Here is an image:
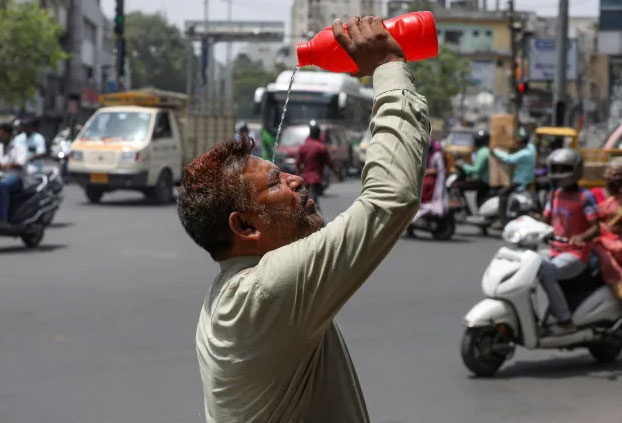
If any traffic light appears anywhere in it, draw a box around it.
[114,0,124,37]
[518,81,529,94]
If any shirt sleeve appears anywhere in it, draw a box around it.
[256,62,429,341]
[494,148,524,165]
[583,190,599,222]
[463,149,485,175]
[11,143,28,166]
[35,134,46,154]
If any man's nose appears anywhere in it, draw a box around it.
[285,173,304,190]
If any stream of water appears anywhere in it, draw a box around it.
[272,66,299,162]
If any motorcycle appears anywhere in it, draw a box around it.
[447,165,536,235]
[407,210,455,241]
[0,173,60,248]
[461,215,622,377]
[39,166,64,225]
[50,126,76,177]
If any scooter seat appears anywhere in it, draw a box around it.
[559,269,604,312]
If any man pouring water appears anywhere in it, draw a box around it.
[177,16,430,422]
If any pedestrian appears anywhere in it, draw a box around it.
[296,120,339,209]
[176,16,429,423]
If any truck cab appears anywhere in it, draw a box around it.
[68,91,186,204]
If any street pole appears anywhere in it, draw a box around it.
[203,0,209,113]
[224,0,233,116]
[553,0,569,126]
[508,0,519,122]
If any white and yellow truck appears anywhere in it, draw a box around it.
[68,89,234,204]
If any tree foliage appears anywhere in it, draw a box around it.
[233,54,285,118]
[0,1,68,105]
[125,12,189,92]
[409,44,472,118]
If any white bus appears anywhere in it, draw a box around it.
[254,70,373,161]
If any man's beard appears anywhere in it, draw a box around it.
[261,188,323,243]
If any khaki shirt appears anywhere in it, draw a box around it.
[197,62,430,423]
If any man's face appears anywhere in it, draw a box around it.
[23,124,34,135]
[243,157,323,250]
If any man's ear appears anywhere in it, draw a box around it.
[229,211,261,240]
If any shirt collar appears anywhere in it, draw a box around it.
[219,255,261,274]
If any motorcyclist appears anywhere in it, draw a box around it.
[456,129,490,206]
[539,148,599,335]
[492,126,536,227]
[0,123,28,228]
[12,118,46,175]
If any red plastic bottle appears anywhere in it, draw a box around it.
[296,11,439,73]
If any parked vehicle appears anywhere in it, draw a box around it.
[68,89,235,204]
[461,216,622,377]
[0,173,60,248]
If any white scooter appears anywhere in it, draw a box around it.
[461,215,622,377]
[447,167,535,235]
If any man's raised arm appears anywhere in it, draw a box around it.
[259,17,430,338]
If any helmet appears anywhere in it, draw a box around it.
[474,130,490,148]
[309,120,321,140]
[547,148,583,188]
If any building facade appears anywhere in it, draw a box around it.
[10,0,113,138]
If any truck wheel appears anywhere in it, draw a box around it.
[461,327,507,377]
[85,186,104,204]
[150,171,173,205]
[21,224,44,249]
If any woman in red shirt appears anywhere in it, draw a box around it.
[591,160,622,300]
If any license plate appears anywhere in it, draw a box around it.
[90,173,109,184]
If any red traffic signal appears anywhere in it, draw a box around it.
[518,81,529,93]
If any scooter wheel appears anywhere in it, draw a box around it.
[588,340,622,363]
[461,327,506,377]
[431,214,455,241]
[20,223,44,249]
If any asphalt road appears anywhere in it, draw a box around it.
[1,178,622,423]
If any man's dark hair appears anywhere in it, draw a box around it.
[177,137,255,260]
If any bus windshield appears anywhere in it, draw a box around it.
[81,112,153,142]
[263,91,341,133]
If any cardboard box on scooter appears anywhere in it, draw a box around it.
[489,114,517,187]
